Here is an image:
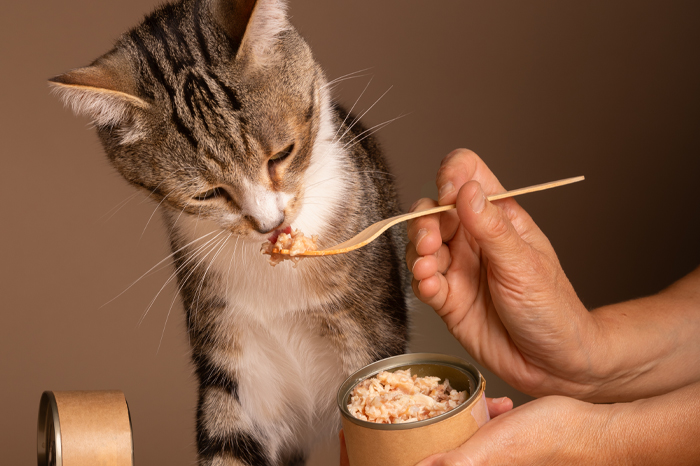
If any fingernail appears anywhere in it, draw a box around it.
[470,184,486,213]
[438,181,454,201]
[409,199,421,212]
[412,256,423,273]
[492,397,509,404]
[415,228,428,247]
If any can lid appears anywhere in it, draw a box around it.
[337,353,484,430]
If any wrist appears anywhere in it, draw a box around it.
[570,308,618,400]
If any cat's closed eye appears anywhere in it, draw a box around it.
[193,187,224,201]
[269,144,294,164]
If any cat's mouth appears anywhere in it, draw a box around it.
[268,226,292,244]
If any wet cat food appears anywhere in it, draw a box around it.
[261,228,319,266]
[347,369,467,424]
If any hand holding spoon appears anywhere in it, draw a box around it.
[267,176,584,257]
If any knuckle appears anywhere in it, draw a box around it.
[483,210,511,242]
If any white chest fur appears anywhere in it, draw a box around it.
[235,311,346,448]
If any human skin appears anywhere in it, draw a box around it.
[417,381,700,466]
[397,148,700,464]
[406,149,700,402]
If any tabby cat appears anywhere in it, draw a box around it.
[50,0,409,464]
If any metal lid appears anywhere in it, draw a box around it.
[337,353,484,430]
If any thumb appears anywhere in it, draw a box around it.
[455,180,532,270]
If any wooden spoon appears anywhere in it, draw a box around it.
[268,175,584,256]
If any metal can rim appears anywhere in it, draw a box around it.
[37,391,63,466]
[337,353,484,431]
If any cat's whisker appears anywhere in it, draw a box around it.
[161,238,223,335]
[141,236,222,333]
[193,204,204,237]
[140,186,183,240]
[322,67,374,89]
[304,170,396,192]
[138,169,187,204]
[171,204,189,230]
[341,113,406,152]
[336,85,393,145]
[138,232,225,327]
[139,230,226,327]
[332,76,374,144]
[191,234,230,322]
[100,230,218,310]
[160,233,231,354]
[226,235,240,291]
[97,191,141,225]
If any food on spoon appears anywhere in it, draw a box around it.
[260,227,319,266]
[347,369,467,424]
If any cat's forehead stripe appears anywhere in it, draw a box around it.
[128,29,199,148]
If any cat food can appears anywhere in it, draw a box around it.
[37,390,134,466]
[337,353,489,466]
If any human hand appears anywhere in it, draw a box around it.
[415,395,608,466]
[339,396,514,466]
[406,149,599,399]
[418,380,700,466]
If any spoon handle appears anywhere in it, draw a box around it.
[486,175,585,201]
[399,175,586,219]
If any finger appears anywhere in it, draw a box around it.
[412,273,450,312]
[486,396,513,418]
[455,180,533,271]
[435,243,451,274]
[407,199,444,256]
[436,149,506,206]
[407,243,451,280]
[407,247,439,281]
[339,430,349,466]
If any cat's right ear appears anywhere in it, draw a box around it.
[211,0,289,65]
[49,49,149,143]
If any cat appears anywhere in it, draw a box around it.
[50,0,409,464]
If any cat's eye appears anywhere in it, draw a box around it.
[269,144,294,163]
[193,187,223,201]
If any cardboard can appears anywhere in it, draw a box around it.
[338,353,489,466]
[37,390,134,466]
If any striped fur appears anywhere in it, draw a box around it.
[50,1,409,464]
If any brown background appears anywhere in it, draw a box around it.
[2,0,699,464]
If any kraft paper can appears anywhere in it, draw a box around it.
[338,353,489,466]
[37,390,134,466]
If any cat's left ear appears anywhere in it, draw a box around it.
[49,49,149,142]
[211,0,289,65]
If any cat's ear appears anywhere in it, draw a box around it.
[211,0,289,64]
[49,49,149,141]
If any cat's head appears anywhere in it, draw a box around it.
[50,0,330,239]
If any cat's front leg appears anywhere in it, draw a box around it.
[195,379,275,466]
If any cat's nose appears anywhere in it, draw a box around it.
[249,214,285,234]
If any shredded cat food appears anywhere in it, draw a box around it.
[261,227,319,266]
[347,369,467,424]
